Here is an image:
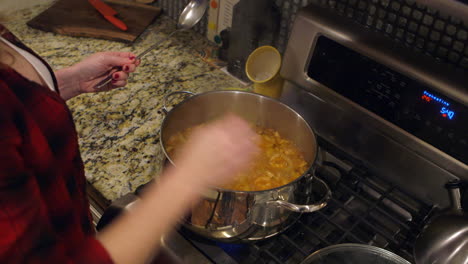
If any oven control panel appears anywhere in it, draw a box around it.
[307,36,467,164]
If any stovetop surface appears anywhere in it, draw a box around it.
[178,137,435,264]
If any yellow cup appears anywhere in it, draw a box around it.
[245,46,284,99]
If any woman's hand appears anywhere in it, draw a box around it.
[174,114,259,188]
[55,52,140,100]
[97,114,258,264]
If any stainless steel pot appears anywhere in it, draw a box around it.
[300,244,410,264]
[414,180,468,264]
[160,90,331,242]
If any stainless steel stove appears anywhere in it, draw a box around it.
[279,1,467,208]
[170,144,435,263]
[95,1,467,263]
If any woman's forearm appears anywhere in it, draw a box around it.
[55,66,81,101]
[96,115,257,264]
[96,167,205,264]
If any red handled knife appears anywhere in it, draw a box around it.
[88,0,128,31]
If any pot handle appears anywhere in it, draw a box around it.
[162,91,195,114]
[269,177,332,213]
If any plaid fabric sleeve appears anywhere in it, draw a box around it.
[0,80,113,264]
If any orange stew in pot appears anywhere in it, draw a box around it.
[166,125,308,191]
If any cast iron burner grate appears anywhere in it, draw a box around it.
[179,139,435,263]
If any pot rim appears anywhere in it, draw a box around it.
[160,90,320,194]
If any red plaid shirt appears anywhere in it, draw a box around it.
[0,25,113,263]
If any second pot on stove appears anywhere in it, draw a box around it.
[160,90,331,242]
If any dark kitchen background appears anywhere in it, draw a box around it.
[155,0,468,82]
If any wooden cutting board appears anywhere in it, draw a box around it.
[27,0,162,43]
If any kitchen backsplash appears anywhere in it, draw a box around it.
[154,0,208,40]
[310,0,468,74]
[156,0,468,77]
[154,0,315,53]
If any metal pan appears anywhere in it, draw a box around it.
[301,244,410,264]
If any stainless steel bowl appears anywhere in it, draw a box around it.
[159,90,331,242]
[301,244,410,264]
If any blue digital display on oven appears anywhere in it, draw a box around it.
[422,91,450,106]
[421,91,456,120]
[307,36,467,164]
[440,107,455,120]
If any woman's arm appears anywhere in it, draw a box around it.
[0,84,256,264]
[97,115,258,264]
[1,66,257,263]
[55,52,139,100]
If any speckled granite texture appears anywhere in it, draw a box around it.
[4,2,247,200]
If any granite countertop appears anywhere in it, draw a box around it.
[5,2,246,201]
